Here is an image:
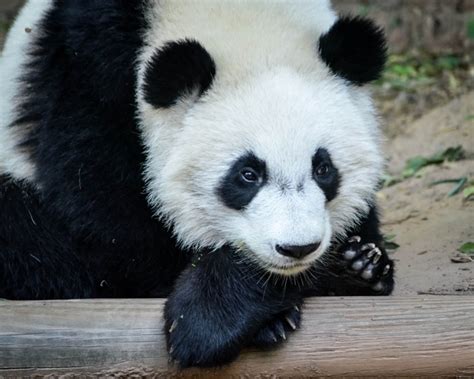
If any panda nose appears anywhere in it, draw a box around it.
[275,242,321,259]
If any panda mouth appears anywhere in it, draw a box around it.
[264,261,313,276]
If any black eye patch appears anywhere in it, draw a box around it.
[312,148,340,201]
[217,153,267,210]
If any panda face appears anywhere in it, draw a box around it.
[137,5,387,275]
[144,68,383,275]
[216,147,337,274]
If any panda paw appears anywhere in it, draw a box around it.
[164,304,241,368]
[250,303,302,348]
[341,235,394,294]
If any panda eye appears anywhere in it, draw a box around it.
[240,168,259,183]
[315,164,330,177]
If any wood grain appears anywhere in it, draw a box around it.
[0,296,473,377]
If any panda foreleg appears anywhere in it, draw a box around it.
[0,175,94,300]
[164,247,303,367]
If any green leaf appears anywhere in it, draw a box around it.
[382,174,401,187]
[431,177,468,197]
[463,186,474,199]
[385,234,396,241]
[402,146,465,178]
[436,56,460,71]
[459,242,474,255]
[468,18,474,40]
[384,234,399,250]
[447,177,467,197]
[439,145,464,162]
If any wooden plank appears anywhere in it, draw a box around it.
[0,297,473,377]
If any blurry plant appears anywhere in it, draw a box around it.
[377,53,463,90]
[458,242,474,256]
[468,18,474,40]
[384,234,400,251]
[382,146,466,188]
[402,146,464,178]
[430,177,468,197]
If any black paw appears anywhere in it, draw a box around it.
[341,235,394,294]
[164,302,241,368]
[250,304,302,348]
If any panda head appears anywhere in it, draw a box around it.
[138,14,386,276]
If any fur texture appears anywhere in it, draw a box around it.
[0,0,394,368]
[319,16,387,85]
[143,39,216,108]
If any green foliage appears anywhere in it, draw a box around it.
[377,53,463,90]
[463,185,474,199]
[468,18,474,40]
[381,174,401,188]
[430,177,468,197]
[384,234,400,250]
[458,242,474,255]
[357,4,370,17]
[402,146,465,178]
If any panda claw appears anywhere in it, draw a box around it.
[348,235,361,243]
[372,249,382,264]
[361,243,376,252]
[168,319,178,333]
[285,316,297,330]
[383,264,391,276]
[294,305,300,312]
[274,322,286,340]
[366,247,377,258]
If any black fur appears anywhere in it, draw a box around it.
[217,152,267,210]
[164,204,394,367]
[0,2,394,368]
[6,0,189,298]
[312,148,340,201]
[164,247,304,367]
[143,39,216,108]
[0,175,93,299]
[318,16,387,85]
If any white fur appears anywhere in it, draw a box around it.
[137,1,383,274]
[0,0,52,180]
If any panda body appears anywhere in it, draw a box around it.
[0,0,394,367]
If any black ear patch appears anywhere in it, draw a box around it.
[143,39,216,108]
[318,16,387,85]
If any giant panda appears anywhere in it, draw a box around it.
[0,0,394,367]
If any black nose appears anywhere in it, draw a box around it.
[275,242,321,259]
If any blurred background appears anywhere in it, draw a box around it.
[1,1,473,295]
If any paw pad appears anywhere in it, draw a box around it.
[342,236,393,291]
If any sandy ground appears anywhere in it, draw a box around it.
[379,92,474,295]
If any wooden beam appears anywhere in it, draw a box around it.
[0,297,473,377]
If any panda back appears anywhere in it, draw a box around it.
[0,0,54,181]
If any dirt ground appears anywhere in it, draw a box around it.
[1,5,473,297]
[380,92,473,295]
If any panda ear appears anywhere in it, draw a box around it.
[143,39,216,108]
[318,16,387,85]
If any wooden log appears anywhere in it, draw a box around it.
[0,296,473,377]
